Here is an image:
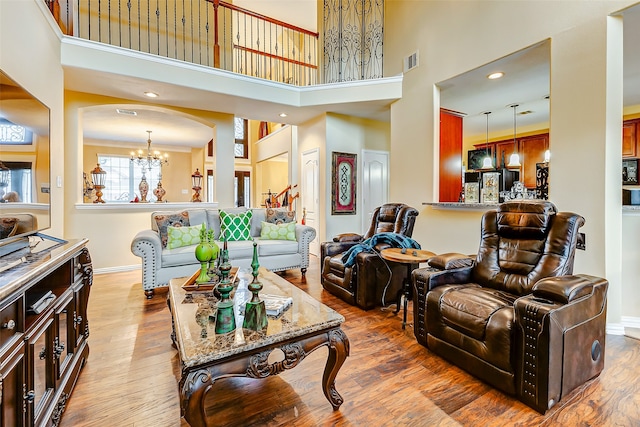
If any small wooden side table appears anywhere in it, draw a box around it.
[380,248,436,329]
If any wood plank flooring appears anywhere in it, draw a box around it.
[60,256,640,426]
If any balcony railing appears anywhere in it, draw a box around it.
[46,0,319,86]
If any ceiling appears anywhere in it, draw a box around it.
[75,4,640,149]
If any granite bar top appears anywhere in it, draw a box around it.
[423,202,501,210]
[169,267,345,368]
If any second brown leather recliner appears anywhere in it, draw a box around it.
[320,203,419,310]
[412,201,608,413]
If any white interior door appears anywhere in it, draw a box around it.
[362,150,389,231]
[301,149,320,256]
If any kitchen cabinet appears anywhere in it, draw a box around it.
[623,119,639,158]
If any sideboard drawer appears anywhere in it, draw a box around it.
[0,295,24,349]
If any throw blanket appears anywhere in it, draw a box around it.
[341,232,421,267]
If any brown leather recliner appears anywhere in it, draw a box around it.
[412,201,608,413]
[321,203,419,310]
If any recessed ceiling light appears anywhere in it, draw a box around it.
[279,113,288,118]
[144,91,159,98]
[487,72,504,80]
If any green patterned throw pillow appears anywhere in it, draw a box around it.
[219,210,252,241]
[153,211,190,248]
[166,224,203,249]
[260,221,296,241]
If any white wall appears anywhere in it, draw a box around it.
[0,0,64,236]
[385,1,637,326]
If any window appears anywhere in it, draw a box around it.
[0,119,33,145]
[1,161,33,202]
[234,117,248,159]
[97,155,162,202]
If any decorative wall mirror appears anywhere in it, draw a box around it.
[0,70,51,245]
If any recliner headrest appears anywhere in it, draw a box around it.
[496,201,557,239]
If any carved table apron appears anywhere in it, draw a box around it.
[169,268,350,427]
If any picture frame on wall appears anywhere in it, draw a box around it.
[623,159,638,185]
[468,148,493,171]
[331,151,357,215]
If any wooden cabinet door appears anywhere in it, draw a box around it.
[520,135,548,188]
[439,110,463,202]
[495,140,516,169]
[623,121,637,158]
[0,342,26,427]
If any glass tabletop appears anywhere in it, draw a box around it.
[169,267,345,368]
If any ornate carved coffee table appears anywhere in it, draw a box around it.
[168,267,350,427]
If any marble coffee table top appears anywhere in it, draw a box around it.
[169,267,345,368]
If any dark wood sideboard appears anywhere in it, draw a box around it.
[0,235,92,427]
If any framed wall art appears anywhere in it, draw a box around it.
[331,151,357,214]
[467,148,493,171]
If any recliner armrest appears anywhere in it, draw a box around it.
[321,240,360,258]
[333,232,363,243]
[514,274,608,413]
[419,265,474,291]
[532,274,608,304]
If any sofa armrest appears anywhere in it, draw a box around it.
[295,224,316,269]
[514,274,608,413]
[131,229,163,291]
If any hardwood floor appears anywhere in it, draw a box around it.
[60,256,640,426]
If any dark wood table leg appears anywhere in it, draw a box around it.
[401,263,413,329]
[322,328,350,409]
[179,328,350,425]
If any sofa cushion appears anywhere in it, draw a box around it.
[260,221,296,241]
[439,286,517,341]
[220,210,253,241]
[167,224,203,249]
[224,239,255,259]
[256,238,299,256]
[266,208,295,224]
[161,244,199,267]
[153,211,190,248]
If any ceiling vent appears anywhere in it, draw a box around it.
[116,108,137,116]
[404,51,419,73]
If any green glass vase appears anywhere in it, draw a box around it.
[194,225,214,284]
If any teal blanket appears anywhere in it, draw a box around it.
[340,232,421,267]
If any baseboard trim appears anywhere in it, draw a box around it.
[622,316,640,329]
[606,323,625,335]
[94,265,140,275]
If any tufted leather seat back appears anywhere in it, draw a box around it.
[472,201,585,296]
[362,203,418,239]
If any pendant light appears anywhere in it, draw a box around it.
[480,112,493,169]
[507,104,522,168]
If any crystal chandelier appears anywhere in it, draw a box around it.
[130,130,169,171]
